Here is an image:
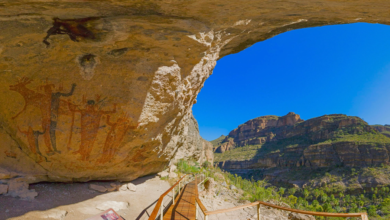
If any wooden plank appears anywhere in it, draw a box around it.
[163,180,197,220]
[148,175,187,220]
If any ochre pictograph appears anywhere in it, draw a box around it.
[17,126,48,162]
[9,77,140,164]
[9,77,46,120]
[10,77,77,156]
[69,95,116,161]
[97,114,138,164]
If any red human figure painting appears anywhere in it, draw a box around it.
[17,126,48,162]
[69,96,116,161]
[97,114,138,164]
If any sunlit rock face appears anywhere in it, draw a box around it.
[0,1,389,184]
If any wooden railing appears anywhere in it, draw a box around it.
[194,181,369,220]
[148,174,188,220]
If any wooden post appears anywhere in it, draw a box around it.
[179,181,181,195]
[257,203,261,220]
[195,200,199,220]
[160,203,163,220]
[172,187,175,204]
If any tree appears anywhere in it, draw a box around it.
[313,189,321,200]
[303,189,310,199]
[278,187,286,197]
[381,198,390,216]
[321,194,328,203]
[288,188,296,196]
[288,195,298,206]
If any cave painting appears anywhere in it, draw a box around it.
[17,126,48,162]
[97,114,138,164]
[48,83,76,153]
[10,77,138,163]
[69,95,116,161]
[10,77,77,156]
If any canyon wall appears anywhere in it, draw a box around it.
[1,0,390,187]
[216,113,390,170]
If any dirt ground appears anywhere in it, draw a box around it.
[0,175,171,220]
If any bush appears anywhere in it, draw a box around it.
[202,161,212,169]
[177,159,200,174]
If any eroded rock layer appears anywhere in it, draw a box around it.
[1,0,390,187]
[216,113,390,170]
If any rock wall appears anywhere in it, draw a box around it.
[216,114,390,170]
[218,142,390,170]
[170,112,214,165]
[1,0,390,187]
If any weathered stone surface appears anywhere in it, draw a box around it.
[89,184,107,193]
[96,201,129,212]
[0,1,389,184]
[43,209,68,220]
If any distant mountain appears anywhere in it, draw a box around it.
[213,113,390,190]
[371,124,390,138]
[210,135,226,147]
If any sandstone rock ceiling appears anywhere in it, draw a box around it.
[0,0,389,183]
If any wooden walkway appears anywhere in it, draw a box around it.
[163,180,197,220]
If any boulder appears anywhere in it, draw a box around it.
[158,171,169,178]
[169,172,178,178]
[127,183,136,192]
[96,201,129,212]
[107,183,119,192]
[119,184,128,191]
[7,179,38,200]
[0,184,8,195]
[229,185,237,190]
[169,165,177,172]
[89,184,107,193]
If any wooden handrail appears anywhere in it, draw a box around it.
[148,174,187,220]
[194,179,368,219]
[205,201,367,218]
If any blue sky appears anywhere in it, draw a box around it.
[192,23,390,141]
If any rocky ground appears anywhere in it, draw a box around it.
[0,175,170,220]
[198,177,314,220]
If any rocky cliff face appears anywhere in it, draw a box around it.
[216,113,390,170]
[372,125,390,137]
[1,0,390,190]
[215,112,303,152]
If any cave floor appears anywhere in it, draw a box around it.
[0,175,170,220]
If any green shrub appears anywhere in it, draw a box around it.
[177,159,200,174]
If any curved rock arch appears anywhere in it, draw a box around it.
[0,0,388,184]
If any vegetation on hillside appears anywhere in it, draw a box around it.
[214,124,390,163]
[210,135,226,147]
[172,160,390,220]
